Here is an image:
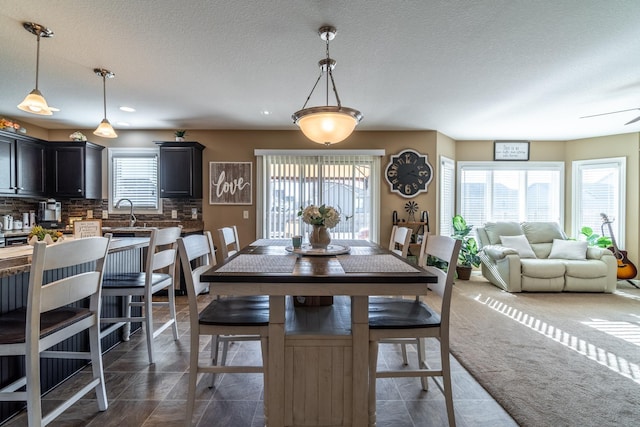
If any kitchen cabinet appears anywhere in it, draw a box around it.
[0,130,46,197]
[156,142,204,198]
[48,141,104,199]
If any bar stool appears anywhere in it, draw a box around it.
[100,226,181,364]
[0,236,111,426]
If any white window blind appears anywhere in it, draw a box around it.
[572,157,625,246]
[458,162,564,227]
[439,156,455,236]
[256,150,381,242]
[108,148,160,212]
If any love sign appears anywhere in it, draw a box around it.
[209,162,252,205]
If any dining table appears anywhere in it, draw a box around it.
[200,238,437,427]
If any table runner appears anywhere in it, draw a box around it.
[337,254,420,273]
[216,254,297,273]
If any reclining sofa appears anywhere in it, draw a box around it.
[475,221,617,293]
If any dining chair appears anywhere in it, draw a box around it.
[217,225,240,260]
[100,226,181,364]
[177,233,269,427]
[369,234,462,427]
[389,225,413,258]
[0,235,111,426]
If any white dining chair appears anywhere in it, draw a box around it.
[369,234,461,427]
[217,225,240,260]
[389,225,413,258]
[178,232,269,426]
[0,236,111,426]
[100,226,181,364]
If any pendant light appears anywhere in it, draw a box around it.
[292,26,362,146]
[93,68,118,138]
[17,22,54,116]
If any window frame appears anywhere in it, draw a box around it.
[108,147,162,214]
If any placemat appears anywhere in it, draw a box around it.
[337,254,420,273]
[216,254,297,273]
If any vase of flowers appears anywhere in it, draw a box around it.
[298,204,341,249]
[69,131,87,142]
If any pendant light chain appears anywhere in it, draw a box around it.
[34,31,41,90]
[102,73,107,119]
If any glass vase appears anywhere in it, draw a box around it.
[309,225,331,249]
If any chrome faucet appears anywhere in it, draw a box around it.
[115,198,136,227]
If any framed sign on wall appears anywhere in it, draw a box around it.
[209,162,252,205]
[494,141,530,161]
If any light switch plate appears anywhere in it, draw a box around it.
[87,210,93,219]
[243,210,249,219]
[102,210,108,219]
[171,210,178,219]
[191,208,198,219]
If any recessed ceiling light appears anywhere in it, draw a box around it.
[116,122,130,126]
[260,110,271,116]
[119,106,136,112]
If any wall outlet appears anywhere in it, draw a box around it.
[191,208,198,219]
[86,210,93,219]
[102,210,108,219]
[243,210,249,219]
[171,209,178,219]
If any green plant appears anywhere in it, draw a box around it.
[174,130,186,137]
[580,226,612,248]
[451,214,481,267]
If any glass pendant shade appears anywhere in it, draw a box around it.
[17,89,53,115]
[94,118,118,138]
[294,106,361,145]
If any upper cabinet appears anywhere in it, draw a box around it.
[0,130,46,197]
[157,142,204,198]
[48,141,104,199]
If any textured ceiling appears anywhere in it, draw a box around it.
[1,0,640,140]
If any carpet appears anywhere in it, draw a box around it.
[448,276,640,427]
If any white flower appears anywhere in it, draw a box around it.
[298,204,341,229]
[69,131,87,141]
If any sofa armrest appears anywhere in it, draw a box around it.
[586,247,614,260]
[482,244,518,260]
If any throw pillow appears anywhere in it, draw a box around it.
[521,222,566,244]
[500,235,537,258]
[484,222,523,245]
[548,239,587,260]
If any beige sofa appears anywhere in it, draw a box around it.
[475,221,617,293]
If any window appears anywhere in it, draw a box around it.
[255,150,383,242]
[439,156,455,236]
[572,157,626,247]
[108,148,161,213]
[457,161,564,227]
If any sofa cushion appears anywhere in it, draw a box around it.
[549,239,587,260]
[522,222,566,244]
[565,260,608,278]
[484,222,523,245]
[521,259,566,278]
[500,235,536,258]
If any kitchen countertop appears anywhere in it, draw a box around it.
[0,237,150,278]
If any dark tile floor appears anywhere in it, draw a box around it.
[4,293,517,427]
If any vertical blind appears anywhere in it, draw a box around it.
[110,150,159,210]
[439,156,455,236]
[257,152,381,241]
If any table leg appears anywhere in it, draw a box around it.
[268,295,285,426]
[351,295,369,427]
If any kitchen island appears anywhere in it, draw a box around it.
[0,237,149,423]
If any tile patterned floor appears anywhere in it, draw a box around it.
[3,294,518,427]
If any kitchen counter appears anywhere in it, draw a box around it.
[0,237,150,278]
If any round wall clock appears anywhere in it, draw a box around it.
[385,149,433,198]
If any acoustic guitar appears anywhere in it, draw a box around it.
[600,213,637,280]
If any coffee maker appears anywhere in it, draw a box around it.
[38,199,62,228]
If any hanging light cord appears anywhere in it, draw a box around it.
[299,31,343,110]
[101,73,107,119]
[34,30,41,90]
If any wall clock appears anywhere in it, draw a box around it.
[385,149,433,198]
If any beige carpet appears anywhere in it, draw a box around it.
[448,275,640,427]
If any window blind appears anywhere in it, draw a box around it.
[110,149,159,210]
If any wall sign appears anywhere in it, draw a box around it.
[73,219,103,238]
[385,149,433,198]
[209,162,252,205]
[494,141,530,161]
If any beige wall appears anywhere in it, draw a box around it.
[45,128,640,265]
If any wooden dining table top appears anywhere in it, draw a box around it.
[200,239,437,293]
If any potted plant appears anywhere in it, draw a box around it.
[580,226,612,248]
[451,214,481,280]
[174,130,186,141]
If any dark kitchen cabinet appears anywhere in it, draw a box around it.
[156,142,204,198]
[48,141,104,199]
[0,130,46,197]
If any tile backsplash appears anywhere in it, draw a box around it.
[0,197,202,228]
